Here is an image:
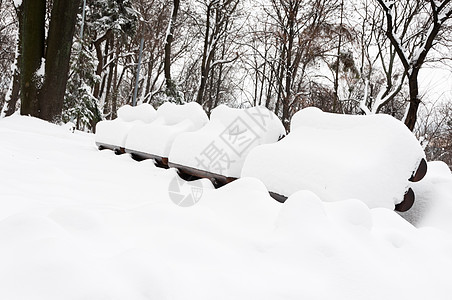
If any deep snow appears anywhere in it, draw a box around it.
[242,107,425,209]
[1,115,452,300]
[126,102,208,157]
[95,103,157,148]
[169,105,285,178]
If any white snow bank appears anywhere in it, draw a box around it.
[242,107,426,209]
[169,105,285,178]
[1,115,452,300]
[95,103,156,148]
[125,102,208,157]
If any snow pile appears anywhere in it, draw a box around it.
[125,102,208,157]
[116,104,157,123]
[169,105,285,178]
[1,115,452,299]
[95,103,156,148]
[242,107,426,209]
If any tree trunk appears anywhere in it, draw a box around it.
[93,30,111,100]
[333,0,344,112]
[265,55,275,109]
[103,36,115,118]
[196,3,213,105]
[274,43,285,118]
[98,39,110,101]
[214,51,225,110]
[283,37,293,131]
[405,72,421,131]
[258,46,267,107]
[207,61,216,113]
[144,59,154,100]
[164,0,180,96]
[1,12,22,118]
[2,68,21,117]
[265,69,273,109]
[111,53,119,120]
[37,0,81,123]
[20,0,45,117]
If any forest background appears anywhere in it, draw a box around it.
[0,0,451,166]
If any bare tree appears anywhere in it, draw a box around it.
[164,0,181,100]
[341,0,406,117]
[194,0,240,107]
[261,0,341,130]
[376,0,452,130]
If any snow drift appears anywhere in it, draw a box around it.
[1,114,451,300]
[242,107,426,209]
[95,103,156,150]
[169,105,285,178]
[125,102,208,158]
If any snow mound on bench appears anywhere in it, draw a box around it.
[95,103,156,148]
[117,103,157,123]
[169,105,286,178]
[125,102,208,157]
[241,107,425,209]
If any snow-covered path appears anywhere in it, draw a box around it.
[1,115,452,300]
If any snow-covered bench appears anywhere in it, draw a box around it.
[168,105,286,186]
[95,103,157,154]
[124,102,208,167]
[241,107,427,212]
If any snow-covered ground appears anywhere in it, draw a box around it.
[1,115,452,299]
